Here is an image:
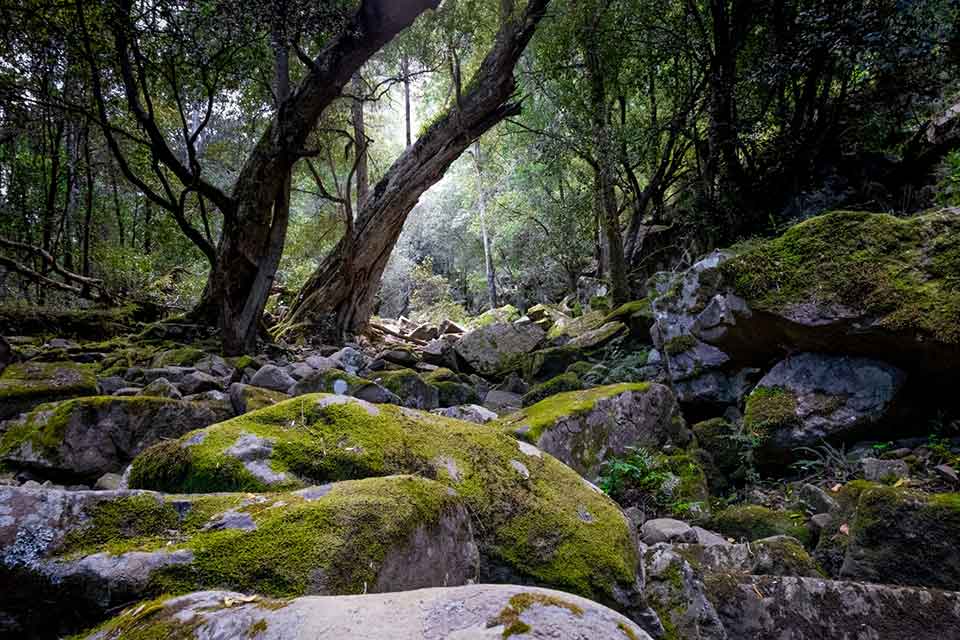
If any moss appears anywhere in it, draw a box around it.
[565,361,594,378]
[69,593,203,640]
[706,505,810,546]
[0,361,98,417]
[605,300,651,325]
[238,386,288,412]
[61,494,181,556]
[0,396,188,462]
[498,383,651,443]
[128,395,640,603]
[0,303,143,340]
[491,592,584,637]
[546,310,606,342]
[618,622,641,640]
[663,334,698,356]
[248,619,268,637]
[432,381,479,406]
[752,536,826,577]
[151,346,206,368]
[422,368,461,384]
[521,372,584,407]
[474,305,520,328]
[522,345,583,382]
[743,386,799,439]
[150,476,459,596]
[720,209,960,344]
[229,355,257,372]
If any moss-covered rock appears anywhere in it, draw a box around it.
[0,304,146,340]
[521,372,584,407]
[473,305,521,328]
[454,321,545,378]
[0,361,98,420]
[290,368,398,404]
[836,486,960,589]
[691,418,741,492]
[149,346,206,368]
[0,478,478,638]
[228,383,288,414]
[373,369,439,410]
[0,396,230,481]
[546,310,607,343]
[74,585,651,640]
[127,395,643,615]
[498,383,688,480]
[705,505,810,546]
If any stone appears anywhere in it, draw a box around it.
[287,362,315,380]
[482,389,522,414]
[0,396,230,481]
[438,319,465,335]
[76,585,652,640]
[373,369,438,410]
[249,364,296,393]
[138,377,182,399]
[96,376,126,396]
[798,483,840,515]
[642,544,727,640]
[228,382,289,415]
[410,324,439,341]
[706,575,960,640]
[329,346,369,374]
[860,457,909,482]
[641,518,691,545]
[194,354,233,378]
[454,322,545,377]
[431,404,498,424]
[139,366,195,384]
[126,394,648,621]
[744,353,905,462]
[305,354,337,371]
[93,473,125,491]
[567,321,627,350]
[498,383,689,481]
[290,369,400,405]
[0,478,479,639]
[0,361,98,420]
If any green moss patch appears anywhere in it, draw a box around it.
[706,505,810,546]
[721,210,960,344]
[521,372,584,407]
[743,386,799,439]
[0,361,97,418]
[498,383,651,442]
[128,395,639,602]
[491,592,584,637]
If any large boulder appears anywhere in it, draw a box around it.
[744,353,905,462]
[705,575,960,640]
[126,395,648,621]
[290,368,400,404]
[454,322,545,377]
[0,396,230,481]
[815,483,960,589]
[0,477,477,638]
[0,361,98,420]
[650,210,960,380]
[497,383,689,481]
[75,585,651,640]
[373,369,439,410]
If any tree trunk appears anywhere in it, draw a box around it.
[583,19,629,305]
[352,73,369,206]
[81,127,93,295]
[193,0,440,354]
[473,141,498,309]
[402,56,412,147]
[285,0,550,339]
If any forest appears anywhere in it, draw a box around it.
[0,0,959,638]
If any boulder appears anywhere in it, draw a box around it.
[373,369,439,410]
[0,477,478,638]
[75,585,651,640]
[228,382,288,415]
[744,353,905,462]
[438,318,465,335]
[0,361,98,420]
[705,575,960,640]
[546,310,607,343]
[304,354,337,371]
[454,322,545,377]
[137,377,182,399]
[816,484,960,589]
[566,321,627,350]
[705,504,811,546]
[422,336,460,370]
[249,364,296,393]
[290,368,400,404]
[432,404,498,424]
[473,305,520,327]
[521,372,584,407]
[650,210,960,376]
[642,544,727,640]
[0,397,230,481]
[498,383,689,480]
[127,395,648,621]
[482,389,523,413]
[409,324,439,341]
[860,457,909,482]
[378,347,420,368]
[329,346,369,374]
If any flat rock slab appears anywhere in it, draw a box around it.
[79,585,652,640]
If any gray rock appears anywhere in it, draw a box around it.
[75,585,651,640]
[96,376,126,396]
[287,362,315,380]
[641,518,692,545]
[249,364,296,393]
[860,457,909,482]
[454,322,545,377]
[195,354,233,378]
[111,386,142,396]
[708,575,960,640]
[305,354,337,371]
[179,370,226,396]
[643,544,727,639]
[798,483,840,515]
[139,377,183,399]
[747,353,905,461]
[482,389,523,414]
[140,366,194,384]
[330,347,369,374]
[1,397,229,480]
[93,473,125,491]
[432,404,498,424]
[501,383,689,481]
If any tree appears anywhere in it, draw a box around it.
[283,0,551,339]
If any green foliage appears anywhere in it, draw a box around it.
[598,447,705,518]
[406,257,469,325]
[792,441,861,484]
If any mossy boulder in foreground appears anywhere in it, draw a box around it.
[0,478,477,638]
[0,360,98,420]
[498,383,689,481]
[0,396,231,481]
[127,394,646,619]
[76,585,651,640]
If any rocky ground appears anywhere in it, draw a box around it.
[1,209,959,639]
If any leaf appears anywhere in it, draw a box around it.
[223,594,258,608]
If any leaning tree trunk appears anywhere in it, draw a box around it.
[284,0,551,339]
[193,0,440,354]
